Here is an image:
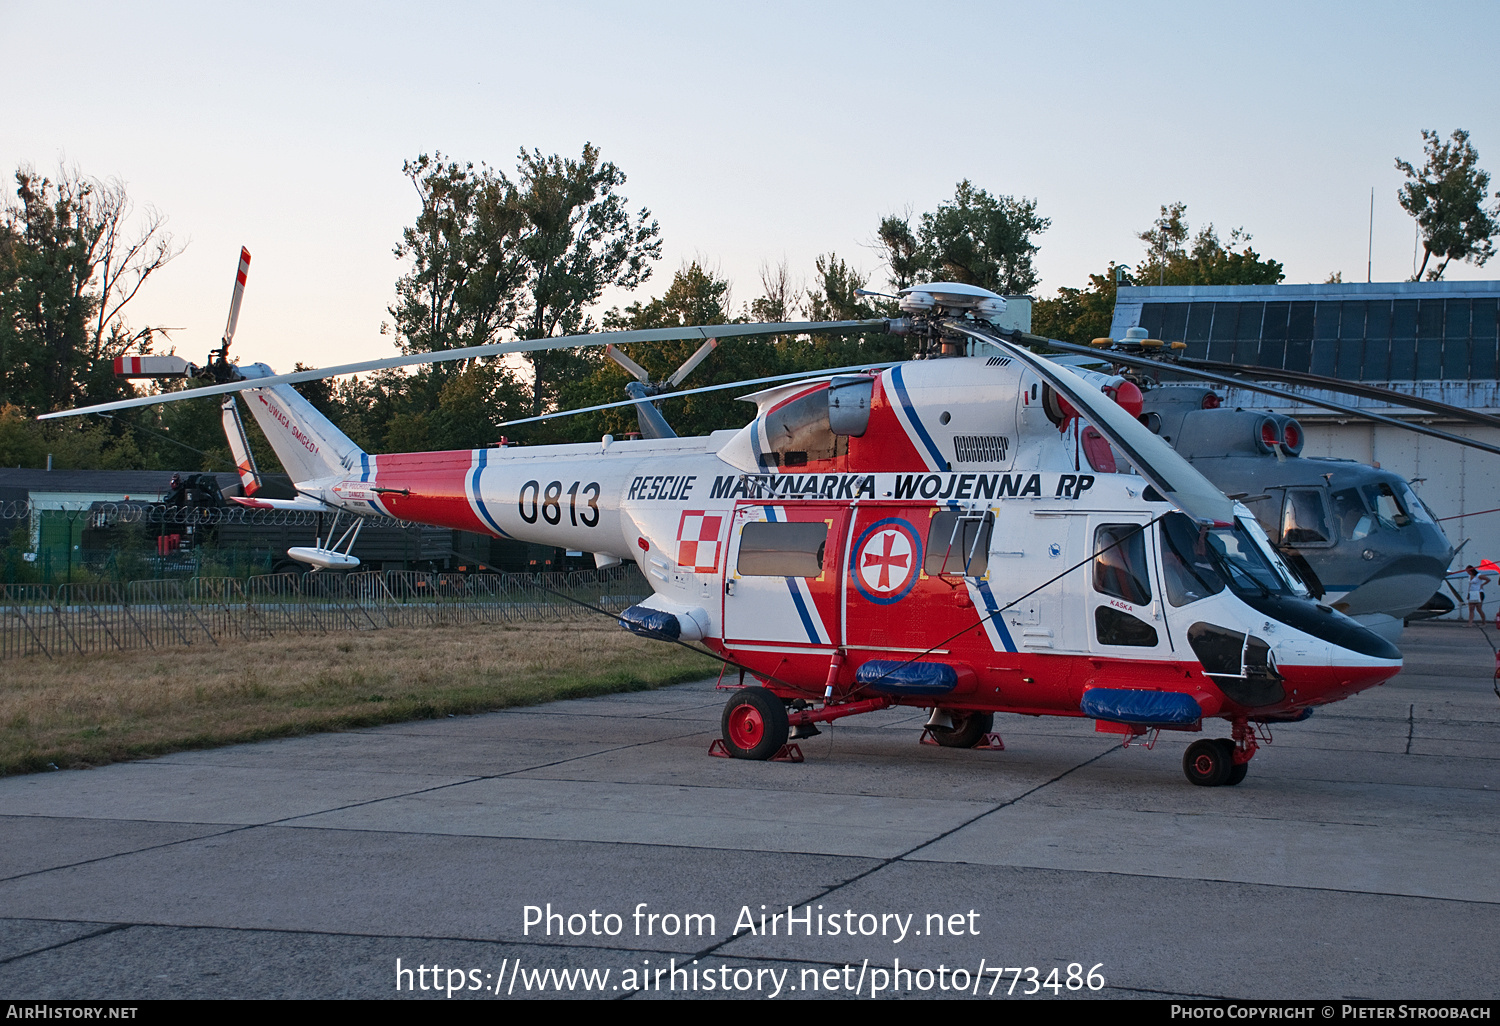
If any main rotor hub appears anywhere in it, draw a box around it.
[896,282,1010,358]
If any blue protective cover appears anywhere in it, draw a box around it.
[617,604,681,641]
[855,660,958,696]
[1081,688,1203,725]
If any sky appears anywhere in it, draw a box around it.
[5,0,1499,374]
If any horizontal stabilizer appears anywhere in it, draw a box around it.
[229,495,331,512]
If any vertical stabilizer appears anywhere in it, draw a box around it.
[235,364,364,483]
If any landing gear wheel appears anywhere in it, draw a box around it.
[1184,738,1231,786]
[720,687,789,760]
[1214,739,1248,785]
[932,711,995,749]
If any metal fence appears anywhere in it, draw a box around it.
[0,567,649,660]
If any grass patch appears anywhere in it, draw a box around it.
[0,624,719,775]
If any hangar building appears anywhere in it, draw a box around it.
[1109,280,1500,615]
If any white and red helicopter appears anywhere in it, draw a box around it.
[49,251,1404,787]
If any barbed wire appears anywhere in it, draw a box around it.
[0,500,420,529]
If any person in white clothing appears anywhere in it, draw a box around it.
[1464,565,1490,625]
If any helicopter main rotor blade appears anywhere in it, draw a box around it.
[494,360,903,429]
[1178,356,1500,433]
[39,319,888,421]
[222,247,251,349]
[667,336,719,388]
[1019,333,1500,459]
[603,344,652,384]
[949,321,1236,525]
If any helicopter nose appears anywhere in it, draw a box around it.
[1277,647,1402,706]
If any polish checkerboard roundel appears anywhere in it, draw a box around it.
[676,510,724,573]
[852,518,923,605]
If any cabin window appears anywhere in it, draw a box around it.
[924,511,992,577]
[1095,607,1159,647]
[1281,489,1333,545]
[737,521,828,577]
[1093,524,1152,605]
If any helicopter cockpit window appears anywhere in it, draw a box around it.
[737,521,828,577]
[1092,524,1152,605]
[924,511,993,577]
[1160,513,1226,606]
[1281,489,1333,545]
[759,390,846,468]
[1395,482,1437,525]
[1330,488,1374,540]
[1160,512,1294,602]
[1361,482,1411,530]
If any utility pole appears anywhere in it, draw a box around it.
[1367,187,1374,283]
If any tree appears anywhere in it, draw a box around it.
[388,153,526,357]
[581,262,742,439]
[871,183,1049,295]
[388,144,659,433]
[0,402,141,470]
[749,259,796,323]
[1136,202,1189,285]
[0,165,181,416]
[916,181,1049,294]
[1034,206,1282,344]
[874,210,923,291]
[804,253,884,322]
[511,144,662,417]
[1396,129,1500,280]
[1032,264,1130,344]
[1130,204,1284,288]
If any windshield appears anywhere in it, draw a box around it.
[1239,515,1309,596]
[1160,512,1296,604]
[1361,482,1411,530]
[1396,482,1437,526]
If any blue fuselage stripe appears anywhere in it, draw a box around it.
[976,579,1018,652]
[469,449,506,537]
[764,506,821,643]
[890,365,948,471]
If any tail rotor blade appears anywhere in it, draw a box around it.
[220,395,262,496]
[222,247,251,348]
[604,344,652,384]
[667,337,718,387]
